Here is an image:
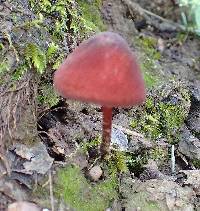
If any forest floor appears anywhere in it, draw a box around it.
[0,0,200,210]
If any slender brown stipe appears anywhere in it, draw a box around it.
[100,107,113,157]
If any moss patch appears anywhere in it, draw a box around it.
[81,136,101,153]
[136,36,161,88]
[55,166,117,211]
[38,83,59,108]
[126,152,148,176]
[149,147,168,164]
[77,0,106,32]
[107,151,129,175]
[130,82,190,144]
[125,192,161,211]
[192,159,200,169]
[0,0,105,91]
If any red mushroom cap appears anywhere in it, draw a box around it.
[54,32,146,107]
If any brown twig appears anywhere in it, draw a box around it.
[122,0,187,32]
[112,124,144,137]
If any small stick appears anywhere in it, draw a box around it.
[42,179,50,188]
[112,124,144,137]
[123,0,187,32]
[171,145,175,174]
[49,170,54,211]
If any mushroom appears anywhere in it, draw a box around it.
[53,32,146,157]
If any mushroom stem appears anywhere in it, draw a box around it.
[100,106,113,157]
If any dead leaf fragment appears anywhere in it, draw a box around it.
[12,142,54,175]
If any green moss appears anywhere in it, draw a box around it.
[81,137,128,175]
[52,53,65,70]
[38,83,59,108]
[136,36,161,88]
[192,159,200,169]
[176,32,189,44]
[1,0,105,88]
[143,70,158,88]
[149,147,168,163]
[2,0,103,82]
[81,137,128,174]
[126,192,161,211]
[77,0,106,32]
[0,60,10,77]
[130,86,190,143]
[46,42,59,61]
[0,43,4,50]
[1,40,58,81]
[25,43,47,74]
[55,166,118,211]
[127,152,148,175]
[30,0,104,39]
[81,136,101,153]
[11,63,28,81]
[130,99,186,143]
[107,151,128,175]
[113,151,128,173]
[130,119,138,128]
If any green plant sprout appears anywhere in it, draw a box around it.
[179,0,200,35]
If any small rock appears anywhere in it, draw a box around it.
[189,84,200,103]
[111,125,152,153]
[140,159,165,181]
[128,136,152,154]
[121,178,195,211]
[23,142,54,175]
[13,144,35,160]
[157,38,165,52]
[0,179,28,201]
[111,128,128,151]
[186,110,200,139]
[186,84,200,138]
[11,142,54,175]
[178,170,200,195]
[88,165,103,181]
[67,150,88,170]
[8,201,41,211]
[178,127,200,160]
